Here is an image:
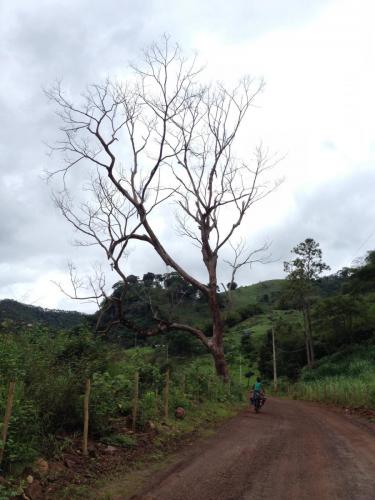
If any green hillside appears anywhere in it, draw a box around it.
[0,299,88,329]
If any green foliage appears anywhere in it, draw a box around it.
[285,345,375,409]
[101,434,137,448]
[0,393,39,470]
[0,336,25,381]
[0,325,110,469]
[224,312,242,328]
[139,391,160,424]
[312,294,374,352]
[258,317,306,381]
[284,238,330,282]
[90,372,133,433]
[283,238,330,308]
[0,481,25,499]
[344,250,375,294]
[2,248,374,477]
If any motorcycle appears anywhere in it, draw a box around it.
[250,390,265,413]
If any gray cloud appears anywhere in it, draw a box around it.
[0,0,372,311]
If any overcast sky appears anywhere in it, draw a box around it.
[1,0,374,312]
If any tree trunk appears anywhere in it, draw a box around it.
[306,305,315,365]
[163,368,170,419]
[132,371,139,432]
[272,325,278,391]
[210,341,229,382]
[207,262,230,382]
[0,381,16,465]
[302,306,312,367]
[83,378,91,456]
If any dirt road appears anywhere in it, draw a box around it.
[132,398,375,500]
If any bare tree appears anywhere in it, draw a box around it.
[223,239,271,305]
[47,36,279,381]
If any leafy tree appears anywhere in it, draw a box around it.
[227,282,238,291]
[284,238,330,366]
[143,272,156,287]
[346,250,375,294]
[313,294,374,350]
[126,275,139,286]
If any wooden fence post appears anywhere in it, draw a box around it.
[83,378,91,456]
[163,368,170,419]
[132,371,139,432]
[272,325,278,392]
[0,381,16,465]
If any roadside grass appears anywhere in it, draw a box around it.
[278,345,375,410]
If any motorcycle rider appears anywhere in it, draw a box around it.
[250,377,265,406]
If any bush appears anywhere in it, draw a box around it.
[0,394,39,470]
[101,434,137,448]
[90,372,133,433]
[237,304,263,321]
[224,313,241,328]
[139,391,160,425]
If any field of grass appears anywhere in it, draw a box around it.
[226,309,302,350]
[232,279,285,308]
[283,345,375,410]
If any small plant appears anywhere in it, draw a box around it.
[101,434,137,448]
[0,479,25,500]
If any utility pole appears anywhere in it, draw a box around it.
[239,350,242,386]
[271,324,278,391]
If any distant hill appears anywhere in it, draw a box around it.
[0,280,286,337]
[0,299,89,330]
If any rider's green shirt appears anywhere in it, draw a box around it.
[254,381,262,391]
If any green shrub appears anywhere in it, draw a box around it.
[101,434,137,448]
[0,395,39,470]
[90,372,133,433]
[139,391,160,424]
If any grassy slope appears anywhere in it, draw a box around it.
[227,309,302,349]
[231,279,285,308]
[286,345,375,410]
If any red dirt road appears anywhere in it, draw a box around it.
[133,398,375,500]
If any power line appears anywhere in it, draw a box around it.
[352,228,375,262]
[276,345,306,353]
